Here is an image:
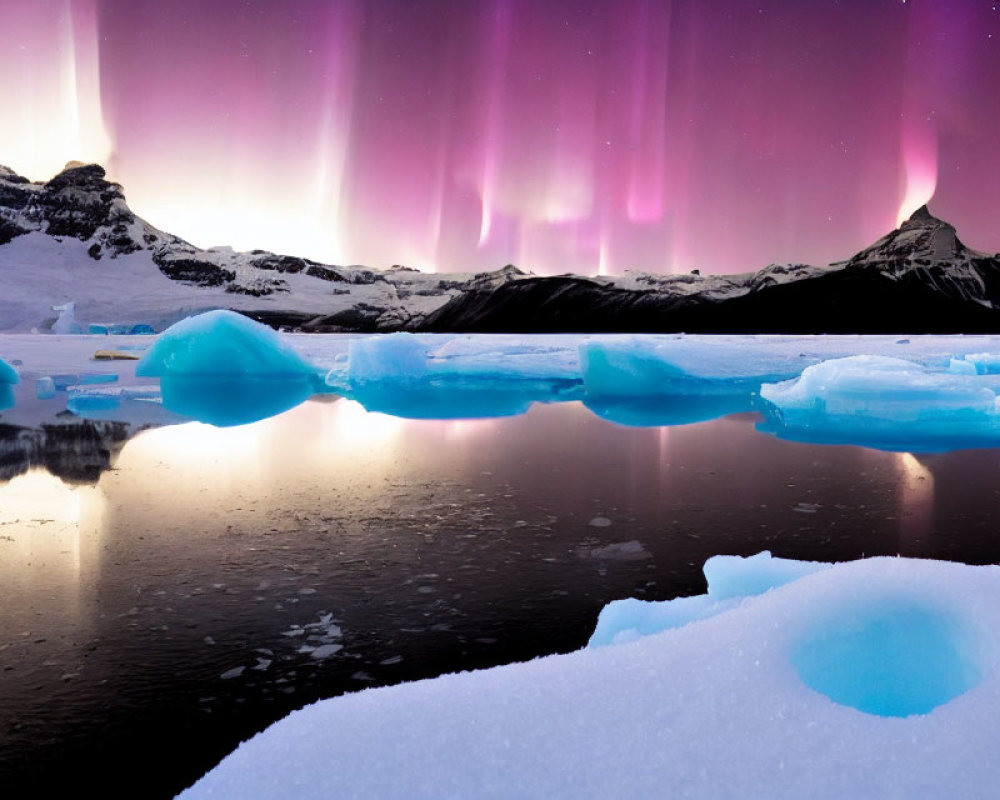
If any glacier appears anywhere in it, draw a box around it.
[178,554,1000,799]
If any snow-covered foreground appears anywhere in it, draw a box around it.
[178,553,1000,799]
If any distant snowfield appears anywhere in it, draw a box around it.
[178,554,1000,800]
[0,232,450,334]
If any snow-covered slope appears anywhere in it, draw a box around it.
[0,163,526,333]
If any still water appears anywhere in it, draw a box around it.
[3,394,1000,796]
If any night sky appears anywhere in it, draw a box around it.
[1,0,998,275]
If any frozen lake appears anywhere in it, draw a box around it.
[4,330,1000,796]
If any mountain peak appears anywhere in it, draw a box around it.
[900,204,953,231]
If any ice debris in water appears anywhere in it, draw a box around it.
[758,355,1000,452]
[136,310,319,426]
[179,554,1000,799]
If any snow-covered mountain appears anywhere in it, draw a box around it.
[419,206,1000,333]
[0,162,526,332]
[2,161,999,333]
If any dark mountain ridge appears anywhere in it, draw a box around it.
[1,160,998,334]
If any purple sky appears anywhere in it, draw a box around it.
[2,0,999,274]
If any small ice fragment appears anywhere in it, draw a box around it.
[380,655,403,665]
[310,644,343,660]
[220,666,245,680]
[588,516,613,527]
[583,540,652,561]
[36,377,55,399]
[252,658,272,671]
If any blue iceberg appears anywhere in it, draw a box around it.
[137,310,318,426]
[579,337,802,427]
[758,355,1000,452]
[0,357,17,411]
[0,356,18,385]
[332,333,579,420]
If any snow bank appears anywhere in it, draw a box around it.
[178,554,1000,799]
[759,355,1000,451]
[136,311,319,426]
[589,552,831,646]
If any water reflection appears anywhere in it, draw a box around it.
[347,377,575,420]
[583,392,752,427]
[0,469,105,662]
[159,375,316,427]
[896,452,935,544]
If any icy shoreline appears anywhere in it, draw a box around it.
[178,553,1000,799]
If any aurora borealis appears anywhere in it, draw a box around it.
[1,0,998,275]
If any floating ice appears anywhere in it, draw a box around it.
[0,358,15,411]
[0,356,18,385]
[137,310,319,426]
[35,376,55,399]
[87,322,155,335]
[333,332,579,419]
[579,337,805,427]
[346,332,429,385]
[179,555,1000,799]
[137,310,315,378]
[758,355,1000,452]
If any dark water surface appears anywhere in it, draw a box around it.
[3,396,1000,796]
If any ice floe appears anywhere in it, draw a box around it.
[327,332,581,419]
[758,355,1000,451]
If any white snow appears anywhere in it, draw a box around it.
[178,553,1000,799]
